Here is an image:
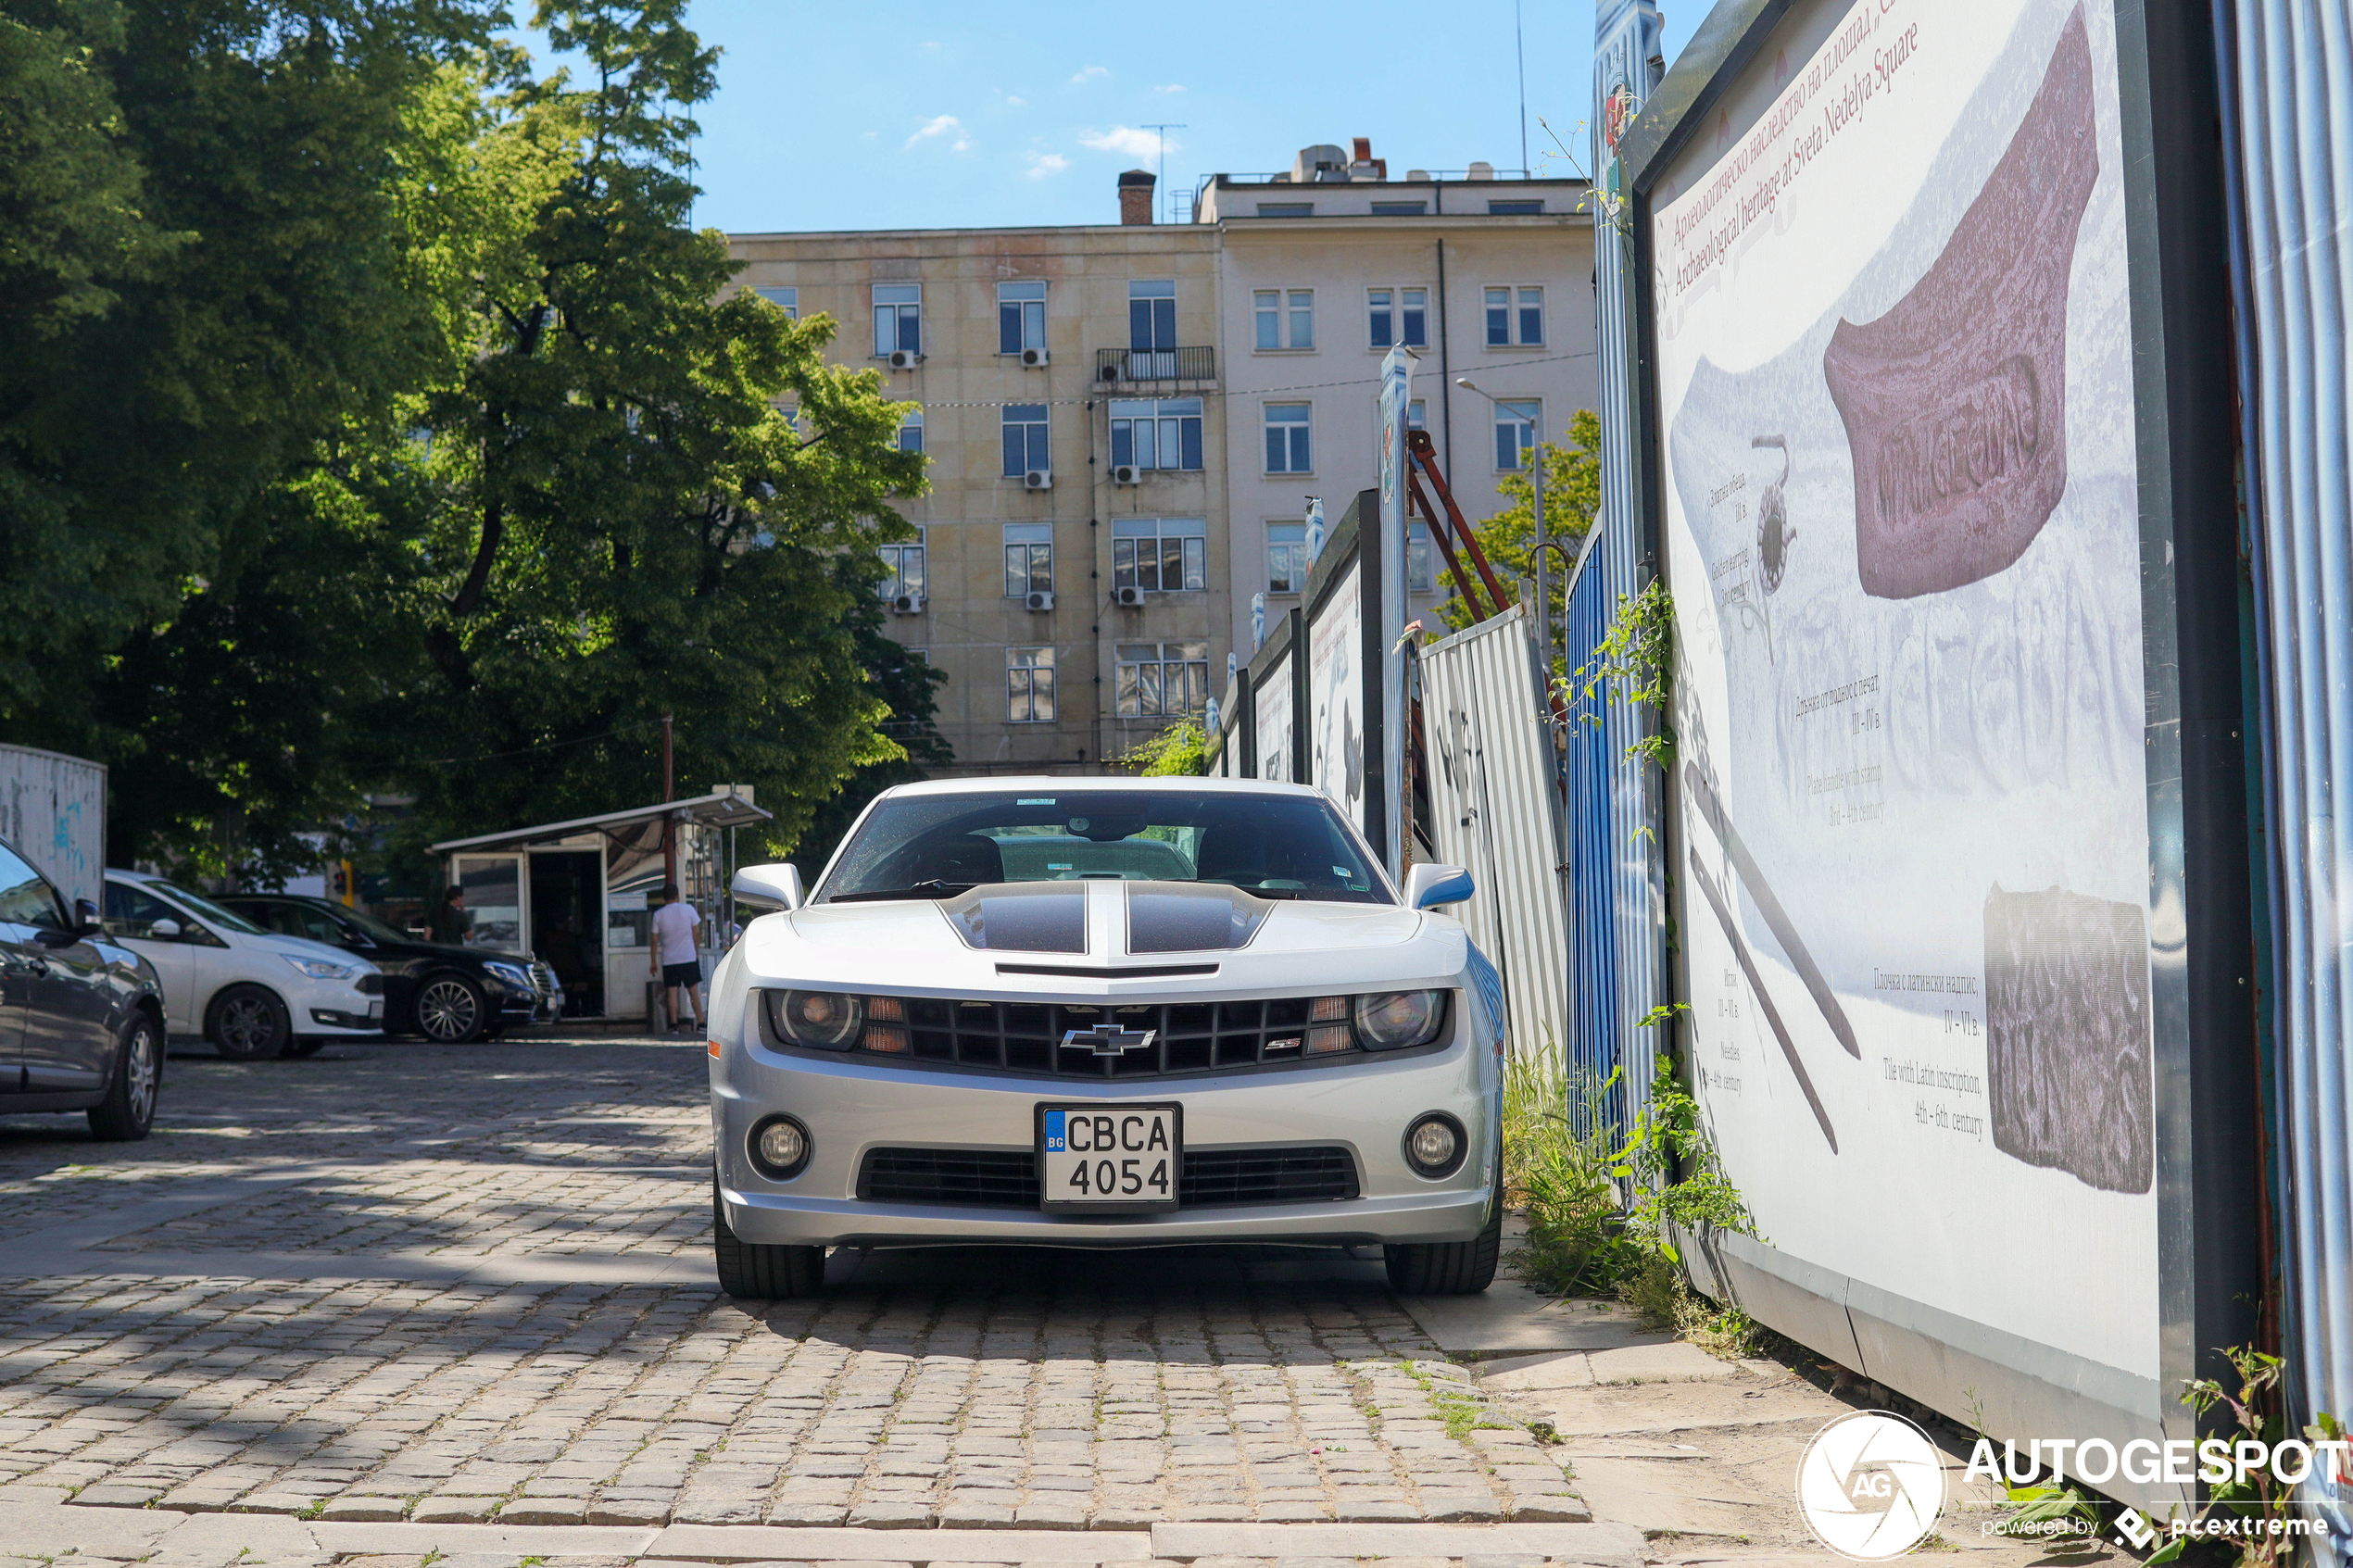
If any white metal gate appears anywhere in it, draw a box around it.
[1419,605,1567,1055]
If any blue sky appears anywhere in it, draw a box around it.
[645,2,1696,233]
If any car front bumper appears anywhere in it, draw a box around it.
[307,1002,384,1031]
[711,1020,1496,1250]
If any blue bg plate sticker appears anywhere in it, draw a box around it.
[1044,1110,1066,1152]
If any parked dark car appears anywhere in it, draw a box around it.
[0,836,168,1139]
[217,895,560,1044]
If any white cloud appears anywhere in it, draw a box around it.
[905,114,972,153]
[1079,125,1174,159]
[1025,151,1071,179]
[1151,83,1186,94]
[1069,65,1110,84]
[1005,94,1028,107]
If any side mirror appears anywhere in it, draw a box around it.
[75,898,100,935]
[731,862,804,912]
[147,917,182,940]
[1403,863,1475,910]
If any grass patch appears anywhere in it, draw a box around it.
[1621,1252,1767,1360]
[1503,1047,1644,1296]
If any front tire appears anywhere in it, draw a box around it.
[412,974,489,1043]
[712,1176,824,1298]
[1384,1162,1504,1296]
[87,1013,161,1141]
[283,1036,327,1059]
[208,985,292,1060]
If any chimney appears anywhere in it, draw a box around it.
[1348,136,1388,181]
[1118,169,1156,225]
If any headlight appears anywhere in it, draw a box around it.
[282,955,359,981]
[483,960,533,990]
[772,989,862,1050]
[1355,990,1443,1050]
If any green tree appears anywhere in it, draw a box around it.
[1437,409,1604,668]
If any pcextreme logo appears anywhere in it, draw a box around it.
[1794,1411,1949,1560]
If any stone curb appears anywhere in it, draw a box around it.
[0,1502,1646,1565]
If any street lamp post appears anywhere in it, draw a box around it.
[1456,379,1549,671]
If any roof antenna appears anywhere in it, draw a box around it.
[1145,123,1187,220]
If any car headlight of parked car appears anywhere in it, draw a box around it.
[1353,990,1445,1050]
[282,955,363,981]
[774,989,864,1050]
[483,960,534,991]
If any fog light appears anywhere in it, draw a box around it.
[749,1114,811,1179]
[1403,1112,1467,1178]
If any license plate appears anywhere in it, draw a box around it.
[367,1000,383,1022]
[1036,1103,1181,1210]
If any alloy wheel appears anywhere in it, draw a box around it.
[126,1023,157,1124]
[219,996,282,1056]
[416,979,481,1042]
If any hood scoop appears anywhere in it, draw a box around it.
[941,884,1086,953]
[1125,883,1270,954]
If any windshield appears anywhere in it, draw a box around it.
[821,789,1390,904]
[154,881,267,935]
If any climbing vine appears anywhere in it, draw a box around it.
[1565,581,1675,773]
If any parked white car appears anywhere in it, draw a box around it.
[101,871,385,1060]
[706,777,1504,1300]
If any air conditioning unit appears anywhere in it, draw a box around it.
[1115,585,1147,608]
[1023,469,1053,491]
[887,349,920,370]
[1020,346,1051,368]
[888,593,925,614]
[1025,590,1054,611]
[1111,464,1142,486]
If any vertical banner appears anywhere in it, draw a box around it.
[1377,345,1415,872]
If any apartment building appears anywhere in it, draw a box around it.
[727,141,1595,776]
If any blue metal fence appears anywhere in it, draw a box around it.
[1560,528,1623,1135]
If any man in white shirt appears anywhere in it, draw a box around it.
[649,883,705,1034]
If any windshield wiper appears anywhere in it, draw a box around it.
[826,880,975,903]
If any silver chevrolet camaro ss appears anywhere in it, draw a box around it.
[706,777,1505,1298]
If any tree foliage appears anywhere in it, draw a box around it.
[0,0,941,883]
[1436,409,1604,663]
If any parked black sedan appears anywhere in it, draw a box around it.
[218,895,560,1043]
[0,836,167,1139]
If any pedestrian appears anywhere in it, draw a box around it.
[429,885,469,946]
[649,883,706,1035]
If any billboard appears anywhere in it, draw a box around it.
[1628,0,2257,1500]
[1306,559,1365,829]
[1253,655,1293,783]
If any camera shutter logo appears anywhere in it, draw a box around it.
[1794,1411,1947,1560]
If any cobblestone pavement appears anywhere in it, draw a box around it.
[0,1036,1585,1532]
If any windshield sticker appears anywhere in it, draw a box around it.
[1018,797,1054,805]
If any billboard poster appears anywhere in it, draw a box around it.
[1306,561,1365,826]
[1253,654,1294,783]
[1651,0,2157,1382]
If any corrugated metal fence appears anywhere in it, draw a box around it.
[1560,530,1625,1132]
[2218,0,2353,1551]
[1419,604,1568,1058]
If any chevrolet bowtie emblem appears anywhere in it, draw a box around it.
[1062,1024,1157,1056]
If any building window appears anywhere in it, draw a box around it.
[1129,279,1176,352]
[1256,201,1313,218]
[1267,521,1308,594]
[897,408,924,454]
[1371,200,1428,216]
[1110,398,1203,470]
[1409,521,1435,594]
[879,528,925,602]
[1409,397,1427,430]
[1265,403,1312,472]
[1486,284,1544,345]
[1008,646,1056,722]
[1488,199,1543,215]
[1368,287,1428,349]
[753,285,798,319]
[1494,399,1539,470]
[1001,404,1051,477]
[874,283,921,357]
[1004,523,1052,599]
[1113,517,1208,595]
[1253,289,1314,350]
[998,280,1046,354]
[1116,641,1211,717]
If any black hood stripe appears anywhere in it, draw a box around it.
[942,884,1086,953]
[1125,883,1270,954]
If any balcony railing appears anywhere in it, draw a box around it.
[1096,346,1216,385]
